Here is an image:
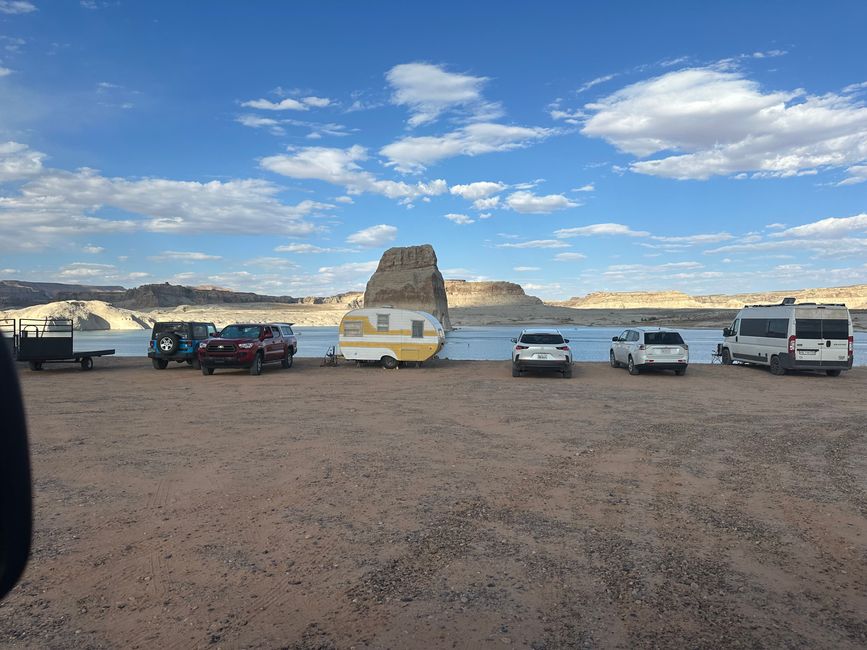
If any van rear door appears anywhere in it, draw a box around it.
[820,310,851,365]
[794,309,823,364]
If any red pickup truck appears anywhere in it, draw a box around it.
[198,323,297,376]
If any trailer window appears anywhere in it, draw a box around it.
[343,321,363,337]
[411,320,424,338]
[766,318,789,339]
[822,319,850,340]
[795,319,822,339]
[377,314,389,332]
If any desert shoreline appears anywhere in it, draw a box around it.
[1,358,865,648]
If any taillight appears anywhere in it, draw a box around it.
[848,336,854,356]
[556,346,569,351]
[788,335,796,354]
[515,345,529,350]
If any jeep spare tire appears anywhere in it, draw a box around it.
[157,333,180,354]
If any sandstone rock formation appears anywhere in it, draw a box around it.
[0,300,153,331]
[363,245,451,329]
[444,280,542,307]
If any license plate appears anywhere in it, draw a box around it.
[799,350,816,356]
[661,348,672,354]
[533,354,551,359]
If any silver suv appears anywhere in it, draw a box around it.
[610,327,689,375]
[511,328,573,378]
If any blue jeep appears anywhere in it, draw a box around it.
[148,321,217,369]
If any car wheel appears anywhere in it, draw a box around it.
[627,356,639,375]
[769,355,786,376]
[152,358,168,370]
[250,353,263,376]
[157,333,179,355]
[80,357,93,371]
[675,367,686,376]
[609,350,618,368]
[721,348,732,365]
[282,350,294,369]
[28,361,42,371]
[826,369,842,377]
[563,365,572,379]
[201,365,214,375]
[511,363,521,377]
[192,357,201,370]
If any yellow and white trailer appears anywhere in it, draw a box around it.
[337,308,445,368]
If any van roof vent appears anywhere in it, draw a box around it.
[781,297,796,305]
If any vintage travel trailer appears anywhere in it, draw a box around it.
[720,298,854,376]
[337,308,446,368]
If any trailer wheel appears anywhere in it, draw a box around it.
[381,355,398,370]
[80,357,93,371]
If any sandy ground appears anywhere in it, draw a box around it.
[1,358,866,649]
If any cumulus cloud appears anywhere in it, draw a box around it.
[506,191,578,214]
[345,224,397,248]
[0,141,45,180]
[496,239,570,249]
[444,213,474,225]
[554,223,649,238]
[381,123,553,172]
[582,67,867,181]
[241,96,331,111]
[260,144,447,203]
[82,244,104,254]
[771,213,867,239]
[473,196,500,211]
[449,181,506,200]
[386,62,499,127]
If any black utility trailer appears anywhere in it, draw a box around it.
[14,318,115,371]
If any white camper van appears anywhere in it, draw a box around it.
[337,307,446,368]
[721,298,854,376]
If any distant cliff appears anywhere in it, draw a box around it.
[0,280,125,308]
[445,280,542,307]
[0,300,152,331]
[557,285,867,309]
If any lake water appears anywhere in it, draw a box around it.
[71,326,867,365]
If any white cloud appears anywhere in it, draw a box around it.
[82,244,104,254]
[497,239,570,249]
[772,213,867,239]
[241,95,332,111]
[381,123,553,172]
[444,213,474,225]
[705,237,867,258]
[449,181,505,200]
[274,242,351,254]
[555,223,649,238]
[260,144,447,202]
[578,74,617,94]
[335,195,354,204]
[386,62,498,127]
[58,262,116,278]
[345,224,397,248]
[573,183,595,192]
[582,67,867,181]
[513,266,540,272]
[0,1,36,14]
[150,251,223,261]
[651,232,734,244]
[838,165,867,185]
[0,66,12,77]
[554,252,587,261]
[1,267,19,274]
[505,191,578,214]
[0,141,45,180]
[473,196,500,211]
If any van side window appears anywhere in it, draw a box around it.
[766,319,788,339]
[740,319,767,337]
[731,319,739,335]
[411,320,424,338]
[822,319,849,340]
[376,314,389,332]
[344,321,363,337]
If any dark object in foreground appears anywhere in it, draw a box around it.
[0,331,32,599]
[12,319,114,371]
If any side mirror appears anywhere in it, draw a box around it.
[0,333,32,600]
[612,336,619,342]
[510,338,517,343]
[722,328,732,337]
[563,339,570,343]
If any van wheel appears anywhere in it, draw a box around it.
[609,350,619,368]
[721,348,732,365]
[769,355,786,376]
[381,355,398,370]
[627,356,639,375]
[826,369,842,377]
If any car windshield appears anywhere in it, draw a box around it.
[520,333,564,345]
[644,332,684,345]
[220,325,262,339]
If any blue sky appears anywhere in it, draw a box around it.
[1,1,866,300]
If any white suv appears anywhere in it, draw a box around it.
[610,328,689,376]
[511,328,573,378]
